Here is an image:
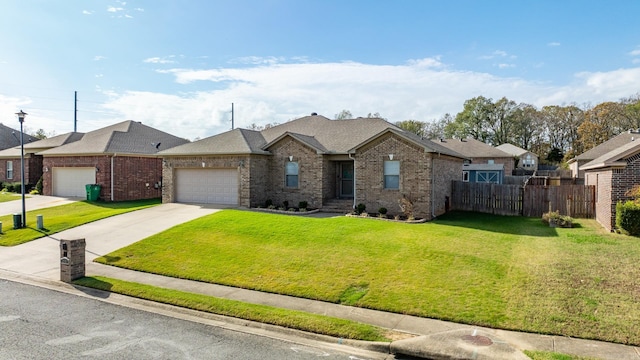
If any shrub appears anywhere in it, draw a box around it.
[542,210,573,228]
[298,201,308,209]
[265,199,273,208]
[616,201,640,236]
[283,200,289,209]
[398,194,415,220]
[378,207,387,215]
[356,203,366,214]
[36,176,43,195]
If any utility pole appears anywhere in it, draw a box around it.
[231,103,234,130]
[74,91,77,132]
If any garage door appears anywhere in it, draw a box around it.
[175,168,238,205]
[52,167,96,197]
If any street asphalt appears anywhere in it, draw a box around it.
[0,196,639,360]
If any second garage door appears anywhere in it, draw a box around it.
[52,167,96,198]
[175,168,239,205]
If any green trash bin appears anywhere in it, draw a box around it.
[85,184,101,201]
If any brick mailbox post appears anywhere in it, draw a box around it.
[60,239,86,283]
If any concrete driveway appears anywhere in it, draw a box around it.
[0,195,80,217]
[0,202,223,279]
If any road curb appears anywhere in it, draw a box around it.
[0,270,395,359]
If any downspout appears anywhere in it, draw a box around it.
[431,154,435,219]
[111,154,116,201]
[348,152,356,210]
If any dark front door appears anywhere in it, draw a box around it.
[339,162,354,198]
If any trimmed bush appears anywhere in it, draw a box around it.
[36,176,43,195]
[356,203,366,214]
[616,201,640,236]
[378,207,387,215]
[298,201,308,209]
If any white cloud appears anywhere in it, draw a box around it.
[93,55,106,61]
[144,56,176,64]
[548,42,561,47]
[107,7,124,12]
[498,63,516,69]
[82,10,94,15]
[17,57,637,141]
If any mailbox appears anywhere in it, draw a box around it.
[59,239,86,283]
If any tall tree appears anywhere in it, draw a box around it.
[446,96,492,141]
[578,102,622,152]
[334,109,353,120]
[395,120,425,137]
[487,97,519,145]
[423,114,452,140]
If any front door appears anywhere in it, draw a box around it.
[339,162,354,198]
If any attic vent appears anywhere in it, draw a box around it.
[311,112,318,116]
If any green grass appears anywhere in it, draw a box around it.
[0,192,22,203]
[73,276,391,342]
[95,210,640,346]
[0,199,160,246]
[524,350,599,360]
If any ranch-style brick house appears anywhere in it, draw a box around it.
[159,114,467,219]
[38,120,189,201]
[435,138,515,175]
[580,129,640,232]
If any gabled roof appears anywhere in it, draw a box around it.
[0,123,39,150]
[495,143,532,157]
[263,132,329,154]
[159,128,269,155]
[159,114,466,159]
[580,138,640,171]
[23,132,84,150]
[38,120,189,156]
[435,138,512,158]
[348,127,465,158]
[571,131,640,163]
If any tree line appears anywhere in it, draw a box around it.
[395,94,640,164]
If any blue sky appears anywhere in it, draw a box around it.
[1,0,640,140]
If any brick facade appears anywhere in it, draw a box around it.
[162,133,463,219]
[0,155,43,187]
[584,154,640,231]
[43,155,163,201]
[354,133,462,219]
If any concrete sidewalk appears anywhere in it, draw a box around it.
[1,203,639,359]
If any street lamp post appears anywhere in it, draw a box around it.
[15,110,27,228]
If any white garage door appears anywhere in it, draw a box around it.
[175,168,238,205]
[52,167,96,197]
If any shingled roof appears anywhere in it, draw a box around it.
[0,123,39,151]
[571,130,640,163]
[581,137,640,170]
[158,128,269,155]
[435,138,512,158]
[23,132,85,150]
[38,120,189,156]
[159,114,465,158]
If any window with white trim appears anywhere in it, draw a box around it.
[285,161,299,188]
[384,160,400,189]
[6,161,13,179]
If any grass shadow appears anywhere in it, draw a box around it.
[434,211,561,237]
[71,277,113,299]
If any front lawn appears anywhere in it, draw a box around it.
[0,199,161,246]
[0,192,22,203]
[95,210,640,345]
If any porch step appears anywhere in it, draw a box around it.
[322,199,354,213]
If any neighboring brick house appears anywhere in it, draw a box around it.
[0,123,39,186]
[434,138,515,175]
[495,143,538,171]
[580,133,640,232]
[37,120,189,201]
[159,114,466,219]
[568,130,639,179]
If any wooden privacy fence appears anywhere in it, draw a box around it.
[450,181,595,218]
